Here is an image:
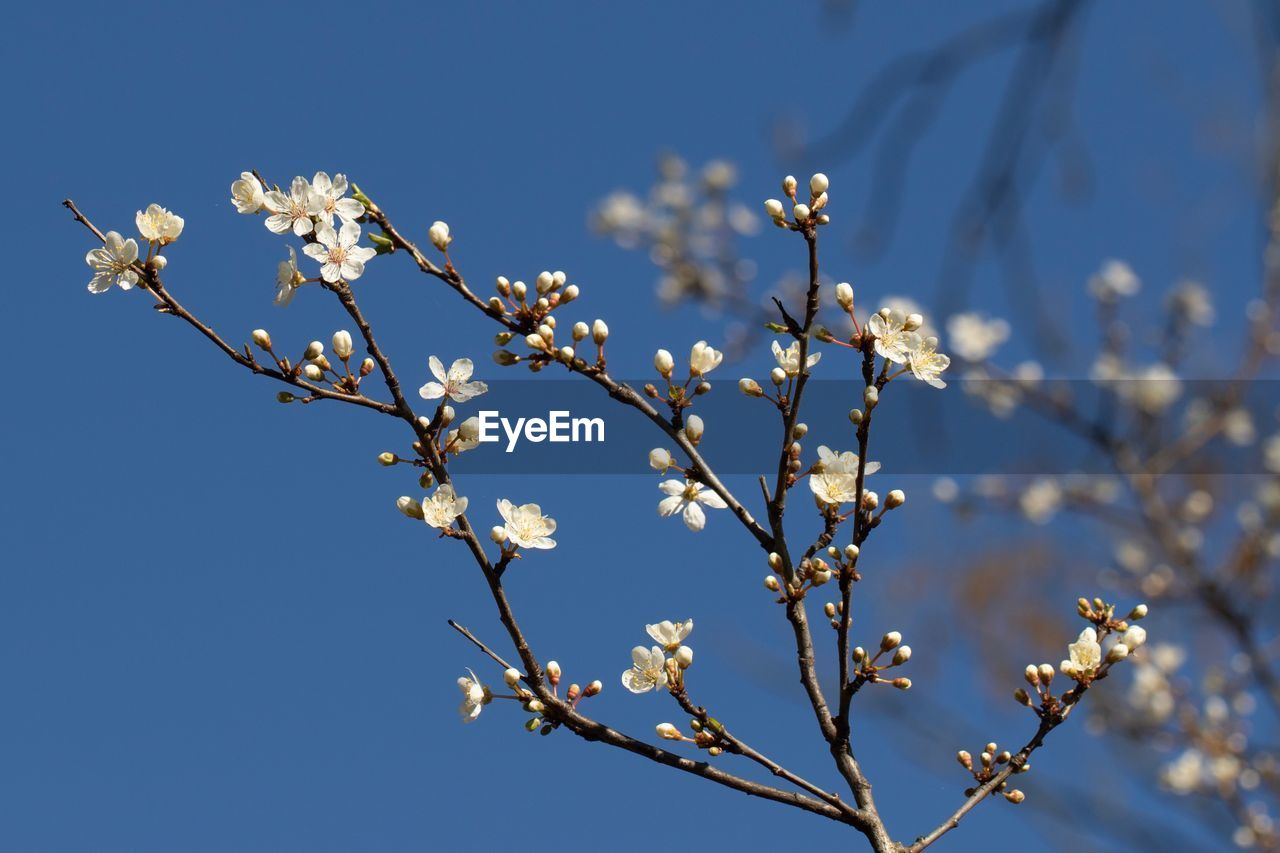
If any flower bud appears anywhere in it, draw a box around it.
[863,386,879,409]
[561,284,580,303]
[149,254,168,270]
[396,496,424,520]
[782,175,798,195]
[572,322,590,342]
[1004,790,1025,804]
[848,409,864,426]
[675,646,694,668]
[527,699,545,714]
[584,680,603,697]
[892,645,912,665]
[546,660,561,685]
[1024,665,1039,686]
[738,377,763,397]
[591,319,609,346]
[558,346,575,362]
[957,750,973,769]
[764,198,785,219]
[885,489,906,509]
[649,448,674,472]
[880,631,902,652]
[844,544,859,561]
[853,646,866,663]
[764,575,781,592]
[891,677,912,690]
[378,452,397,466]
[656,723,683,741]
[512,280,527,301]
[684,415,704,444]
[1121,625,1147,649]
[490,525,507,544]
[276,391,295,403]
[862,490,879,510]
[654,348,674,378]
[792,203,811,222]
[536,271,554,293]
[834,282,854,310]
[903,313,923,332]
[767,552,783,570]
[251,329,272,350]
[332,330,353,359]
[494,350,519,365]
[1106,643,1130,663]
[428,220,451,252]
[439,405,455,427]
[810,173,829,195]
[360,358,375,376]
[1128,603,1148,621]
[504,668,521,687]
[303,364,324,382]
[1038,663,1055,685]
[770,367,787,386]
[304,340,324,360]
[312,354,332,372]
[824,602,837,618]
[566,683,581,701]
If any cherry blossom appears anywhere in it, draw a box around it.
[85,231,139,294]
[418,357,488,403]
[657,479,727,531]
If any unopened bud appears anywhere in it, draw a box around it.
[503,668,521,688]
[844,544,859,561]
[834,282,854,310]
[592,319,609,345]
[251,329,272,350]
[304,341,323,360]
[782,175,798,195]
[957,750,973,769]
[863,386,879,409]
[378,452,397,466]
[848,408,864,425]
[561,284,579,303]
[903,313,923,332]
[428,220,451,252]
[1014,687,1032,706]
[880,631,902,651]
[332,330,354,359]
[1004,790,1025,804]
[764,198,785,219]
[654,348,674,378]
[303,364,324,382]
[396,496,424,520]
[584,680,603,697]
[885,489,905,509]
[490,526,507,544]
[675,646,694,668]
[891,677,912,690]
[545,661,561,685]
[1121,625,1146,649]
[656,722,683,741]
[1128,603,1149,621]
[739,377,763,397]
[684,415,704,444]
[810,173,829,195]
[1106,643,1130,663]
[276,391,295,403]
[770,367,787,386]
[892,645,912,665]
[824,602,837,618]
[764,575,781,592]
[360,358,375,376]
[792,203,811,221]
[1038,664,1055,685]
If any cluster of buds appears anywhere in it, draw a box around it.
[488,271,588,371]
[1013,599,1148,723]
[506,661,603,737]
[655,716,729,756]
[955,742,1028,803]
[251,328,374,398]
[764,173,832,229]
[643,342,722,419]
[850,631,913,690]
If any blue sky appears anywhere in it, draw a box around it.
[4,2,1271,851]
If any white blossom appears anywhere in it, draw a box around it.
[1061,627,1102,678]
[657,479,727,531]
[689,340,723,376]
[302,220,377,283]
[422,484,468,529]
[1020,477,1062,524]
[332,330,353,359]
[230,171,265,214]
[649,448,675,472]
[906,336,950,388]
[771,339,821,377]
[946,313,1010,362]
[1088,259,1141,301]
[85,231,140,294]
[418,356,488,403]
[809,446,877,506]
[867,310,918,364]
[457,668,492,723]
[646,619,693,650]
[309,171,364,225]
[496,499,557,549]
[135,203,184,244]
[621,645,669,694]
[274,246,303,306]
[264,176,320,236]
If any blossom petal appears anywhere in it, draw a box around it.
[683,501,706,531]
[418,381,446,400]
